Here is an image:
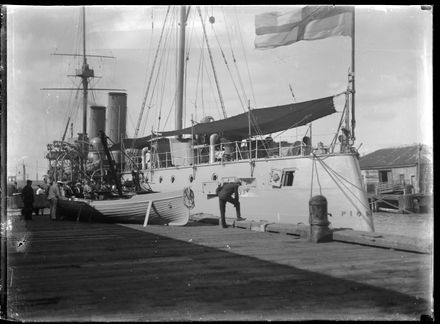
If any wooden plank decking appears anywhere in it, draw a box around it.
[5,210,433,321]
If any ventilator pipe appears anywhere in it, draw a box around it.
[209,133,219,164]
[141,147,150,170]
[200,116,214,123]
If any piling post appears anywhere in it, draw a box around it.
[309,195,332,243]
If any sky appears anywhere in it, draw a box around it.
[6,5,433,181]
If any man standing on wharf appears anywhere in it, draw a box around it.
[217,181,246,228]
[21,180,34,220]
[47,180,62,220]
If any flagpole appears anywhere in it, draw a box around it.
[351,6,356,141]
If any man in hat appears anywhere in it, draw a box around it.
[216,180,246,228]
[73,182,84,198]
[21,180,34,220]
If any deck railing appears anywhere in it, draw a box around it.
[146,138,324,170]
[376,181,409,194]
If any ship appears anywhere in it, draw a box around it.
[109,5,375,232]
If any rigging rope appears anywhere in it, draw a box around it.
[210,22,247,113]
[221,9,250,112]
[196,6,227,119]
[313,154,371,213]
[233,7,257,107]
[139,7,155,111]
[181,7,196,128]
[151,23,174,135]
[140,9,175,136]
[154,37,173,134]
[310,157,323,199]
[201,47,206,118]
[62,85,78,139]
[329,91,349,152]
[194,32,206,121]
[195,59,222,121]
[232,59,249,112]
[315,158,323,196]
[159,36,175,130]
[161,96,176,131]
[134,6,172,138]
[310,157,315,199]
[313,155,362,214]
[64,87,82,140]
[248,108,269,142]
[157,10,178,129]
[319,156,368,195]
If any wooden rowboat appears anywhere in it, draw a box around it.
[57,189,192,226]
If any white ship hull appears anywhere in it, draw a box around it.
[141,153,374,231]
[57,190,190,226]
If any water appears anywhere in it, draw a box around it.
[372,212,433,239]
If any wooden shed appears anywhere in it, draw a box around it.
[359,144,432,213]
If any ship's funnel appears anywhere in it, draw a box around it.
[106,93,127,143]
[88,105,106,139]
[106,92,127,165]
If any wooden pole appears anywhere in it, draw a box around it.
[191,114,195,165]
[417,144,422,193]
[1,5,8,317]
[248,100,251,158]
[309,123,312,149]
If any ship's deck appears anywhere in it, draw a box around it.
[5,210,433,321]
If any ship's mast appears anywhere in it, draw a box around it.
[80,6,92,145]
[42,6,125,181]
[350,7,356,142]
[176,5,187,134]
[344,7,355,148]
[77,6,94,172]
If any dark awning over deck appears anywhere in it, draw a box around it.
[111,95,336,151]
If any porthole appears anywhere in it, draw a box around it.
[159,176,163,183]
[171,175,175,183]
[189,175,194,183]
[211,173,217,181]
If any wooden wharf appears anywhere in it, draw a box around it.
[5,210,433,321]
[368,192,433,214]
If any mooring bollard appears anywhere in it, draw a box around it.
[309,195,332,243]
